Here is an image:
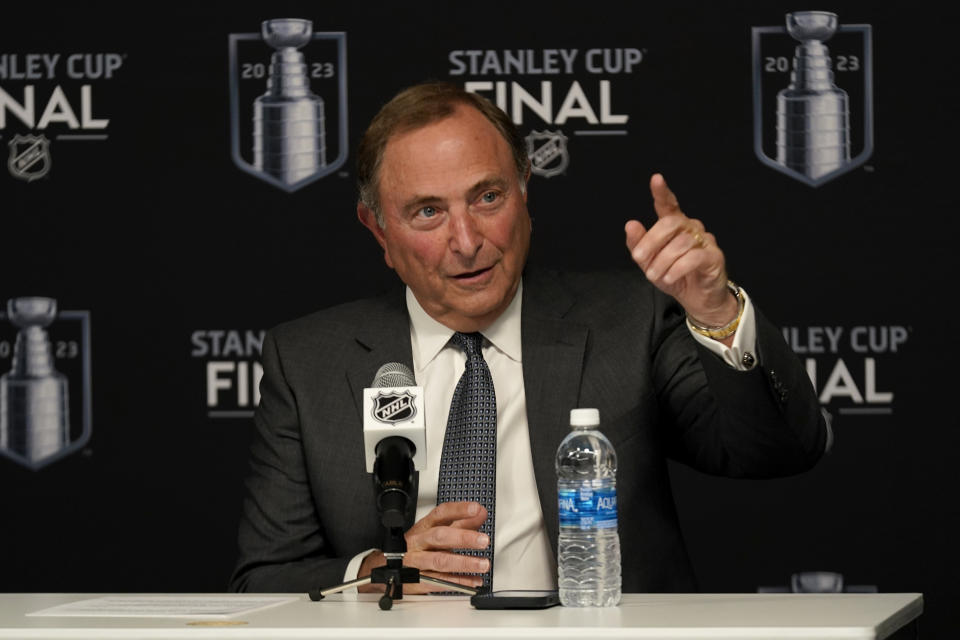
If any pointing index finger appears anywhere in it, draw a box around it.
[650,173,681,219]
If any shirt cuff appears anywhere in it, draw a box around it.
[342,548,378,593]
[686,287,758,371]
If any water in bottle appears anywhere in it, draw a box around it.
[556,408,621,606]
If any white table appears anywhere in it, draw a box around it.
[0,592,923,639]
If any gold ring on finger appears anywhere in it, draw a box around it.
[690,229,706,248]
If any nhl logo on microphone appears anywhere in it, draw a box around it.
[372,391,417,424]
[363,380,426,473]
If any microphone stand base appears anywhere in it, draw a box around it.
[309,557,479,609]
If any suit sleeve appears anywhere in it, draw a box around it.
[228,330,350,593]
[652,290,828,478]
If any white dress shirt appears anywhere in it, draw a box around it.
[345,279,758,590]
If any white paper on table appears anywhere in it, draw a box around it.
[27,595,299,618]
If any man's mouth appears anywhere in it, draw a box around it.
[453,266,493,280]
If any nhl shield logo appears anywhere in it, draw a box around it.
[526,130,569,178]
[7,134,51,182]
[752,11,873,186]
[0,298,92,471]
[229,19,348,192]
[372,391,417,424]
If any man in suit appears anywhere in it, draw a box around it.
[229,82,828,595]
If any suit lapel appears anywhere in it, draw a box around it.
[521,270,588,556]
[345,287,415,418]
[343,286,420,528]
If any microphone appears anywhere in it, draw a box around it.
[362,363,427,472]
[362,363,426,529]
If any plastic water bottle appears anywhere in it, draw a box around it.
[556,408,621,607]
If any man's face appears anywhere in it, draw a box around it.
[360,105,531,332]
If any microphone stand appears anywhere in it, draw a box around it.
[309,436,479,610]
[309,522,478,610]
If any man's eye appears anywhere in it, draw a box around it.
[418,206,437,218]
[481,191,499,204]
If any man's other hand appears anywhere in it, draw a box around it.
[357,501,490,594]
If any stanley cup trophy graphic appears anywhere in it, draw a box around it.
[253,18,327,185]
[775,11,851,180]
[0,297,70,464]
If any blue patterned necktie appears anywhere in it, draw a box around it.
[436,331,497,589]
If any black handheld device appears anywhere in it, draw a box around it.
[470,589,561,609]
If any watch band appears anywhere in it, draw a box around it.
[687,281,744,340]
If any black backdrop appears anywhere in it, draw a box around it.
[2,2,958,634]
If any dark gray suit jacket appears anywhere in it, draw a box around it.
[229,268,827,593]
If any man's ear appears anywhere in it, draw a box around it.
[357,203,393,268]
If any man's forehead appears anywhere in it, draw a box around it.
[379,107,513,194]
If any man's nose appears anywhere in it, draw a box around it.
[448,209,483,257]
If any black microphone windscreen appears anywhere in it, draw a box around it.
[372,362,415,388]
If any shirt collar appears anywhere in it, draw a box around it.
[406,280,523,365]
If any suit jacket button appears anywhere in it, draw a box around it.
[741,352,756,369]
